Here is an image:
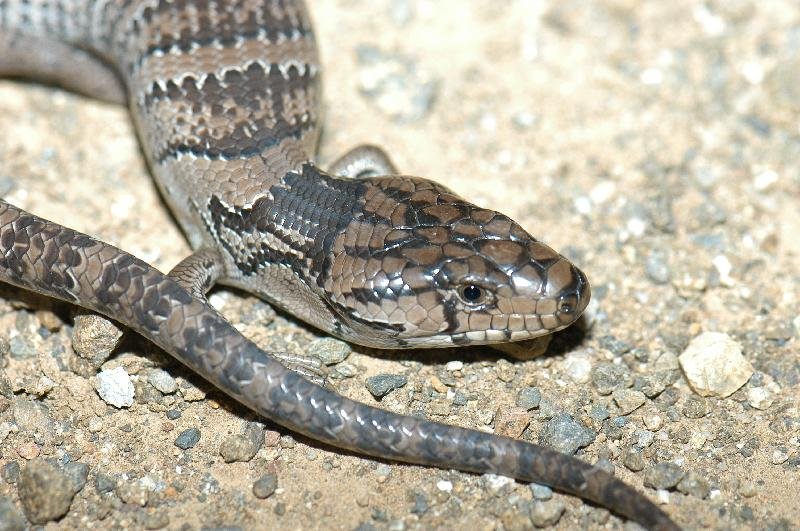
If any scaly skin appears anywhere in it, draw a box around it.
[0,0,678,529]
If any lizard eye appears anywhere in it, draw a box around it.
[458,284,489,306]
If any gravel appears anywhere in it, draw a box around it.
[1,462,20,484]
[308,338,352,365]
[612,389,647,415]
[677,471,711,499]
[591,363,631,395]
[529,483,553,501]
[365,374,408,398]
[679,332,753,397]
[72,313,123,368]
[0,496,25,531]
[252,473,278,499]
[538,413,596,455]
[95,366,135,408]
[515,387,542,410]
[529,499,565,527]
[17,459,75,524]
[63,462,89,494]
[219,422,265,463]
[147,369,178,394]
[493,406,530,438]
[643,462,685,490]
[174,427,201,450]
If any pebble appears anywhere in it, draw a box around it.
[515,387,541,410]
[591,363,630,395]
[633,429,655,449]
[429,375,448,394]
[643,462,685,490]
[771,447,789,465]
[529,483,553,500]
[538,413,596,455]
[11,399,53,439]
[219,422,264,463]
[9,335,38,359]
[642,411,664,431]
[177,379,207,401]
[252,473,278,499]
[309,338,351,365]
[737,481,758,498]
[95,366,135,408]
[676,471,710,499]
[612,389,647,415]
[388,0,414,26]
[678,332,753,397]
[17,459,75,524]
[365,374,408,398]
[264,430,281,447]
[72,313,123,368]
[409,492,428,515]
[63,462,89,494]
[333,363,358,378]
[432,480,452,494]
[2,461,20,484]
[529,499,565,527]
[147,369,178,394]
[645,249,671,284]
[143,511,170,530]
[682,396,708,419]
[174,427,201,450]
[445,361,463,372]
[588,404,610,422]
[746,386,776,410]
[87,416,104,432]
[116,480,149,506]
[512,111,538,130]
[16,441,40,460]
[493,407,530,438]
[94,472,116,494]
[623,449,646,472]
[561,351,592,383]
[0,495,25,531]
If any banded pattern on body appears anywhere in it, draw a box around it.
[0,0,677,529]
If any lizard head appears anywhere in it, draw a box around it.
[320,176,590,348]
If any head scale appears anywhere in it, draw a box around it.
[321,176,590,348]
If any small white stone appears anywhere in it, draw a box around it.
[712,255,735,287]
[753,168,779,191]
[771,448,789,465]
[640,68,664,85]
[445,361,463,372]
[484,474,514,493]
[747,387,775,410]
[574,196,592,215]
[679,332,753,398]
[626,217,647,237]
[643,413,664,431]
[590,181,616,204]
[741,62,764,85]
[95,367,135,408]
[87,417,104,433]
[436,480,453,492]
[562,351,592,384]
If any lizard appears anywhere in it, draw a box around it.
[0,0,678,529]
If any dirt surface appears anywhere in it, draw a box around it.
[0,0,799,529]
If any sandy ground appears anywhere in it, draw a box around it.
[0,0,799,529]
